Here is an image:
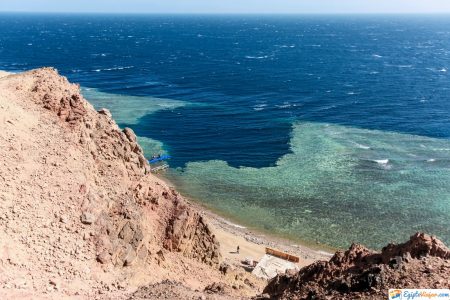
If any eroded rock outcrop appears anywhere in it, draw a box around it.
[163,200,220,266]
[261,233,450,300]
[381,232,450,262]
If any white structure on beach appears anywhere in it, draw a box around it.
[252,253,300,279]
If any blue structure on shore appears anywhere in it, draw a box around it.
[148,155,171,164]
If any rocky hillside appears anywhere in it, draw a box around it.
[0,68,234,298]
[261,233,450,300]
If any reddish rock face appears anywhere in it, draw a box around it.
[381,232,450,263]
[163,201,220,266]
[30,68,87,125]
[262,233,450,300]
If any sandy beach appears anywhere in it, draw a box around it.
[205,211,332,269]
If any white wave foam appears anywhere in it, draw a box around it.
[374,159,389,165]
[354,143,370,150]
[144,81,162,86]
[253,103,268,111]
[105,66,134,71]
[223,220,246,229]
[385,64,413,68]
[246,55,268,59]
[277,44,296,48]
[276,103,292,109]
[91,53,108,57]
[425,67,446,73]
[372,54,382,58]
[427,158,436,162]
[92,66,135,72]
[316,105,337,111]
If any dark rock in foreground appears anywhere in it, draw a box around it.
[261,233,450,300]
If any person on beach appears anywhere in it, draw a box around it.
[237,246,240,254]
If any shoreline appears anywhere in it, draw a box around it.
[199,202,334,268]
[0,70,12,78]
[155,173,334,267]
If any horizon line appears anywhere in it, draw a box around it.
[1,11,450,15]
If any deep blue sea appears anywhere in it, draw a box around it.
[1,13,450,249]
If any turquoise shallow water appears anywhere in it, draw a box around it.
[167,122,450,249]
[82,88,186,154]
[84,88,450,249]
